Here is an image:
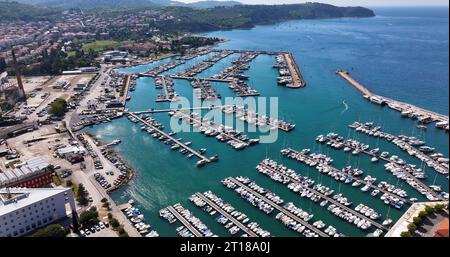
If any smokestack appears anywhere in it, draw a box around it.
[11,49,25,100]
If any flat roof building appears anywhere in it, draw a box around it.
[0,187,75,237]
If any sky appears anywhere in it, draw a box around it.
[178,0,449,7]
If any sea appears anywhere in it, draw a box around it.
[85,7,449,237]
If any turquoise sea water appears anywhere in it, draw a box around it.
[86,7,449,237]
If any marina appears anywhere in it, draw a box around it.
[155,76,179,102]
[274,53,306,88]
[316,133,444,200]
[349,121,449,175]
[82,13,448,237]
[222,177,331,237]
[255,159,389,232]
[281,148,411,206]
[127,112,213,167]
[221,105,296,132]
[190,192,267,237]
[171,110,259,151]
[160,205,205,237]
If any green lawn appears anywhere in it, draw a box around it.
[82,40,125,52]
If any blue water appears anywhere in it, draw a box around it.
[86,7,449,237]
[207,6,449,115]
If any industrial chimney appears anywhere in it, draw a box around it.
[11,49,26,100]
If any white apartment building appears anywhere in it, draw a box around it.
[0,188,76,237]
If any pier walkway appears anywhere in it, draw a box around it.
[284,53,306,88]
[256,162,389,231]
[175,110,249,146]
[323,137,440,200]
[166,205,203,237]
[227,177,330,237]
[195,192,259,237]
[130,105,229,115]
[127,112,211,164]
[336,70,448,126]
[349,124,448,175]
[221,106,295,132]
[170,75,233,83]
[120,74,131,106]
[284,148,411,204]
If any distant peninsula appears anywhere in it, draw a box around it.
[1,1,375,32]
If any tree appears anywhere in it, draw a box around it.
[48,98,68,117]
[102,202,110,210]
[66,180,73,187]
[418,210,428,219]
[107,213,113,220]
[0,57,6,73]
[101,198,108,203]
[72,211,80,233]
[110,218,120,229]
[79,208,99,227]
[76,183,89,206]
[407,223,417,233]
[32,224,68,237]
[425,205,434,214]
[435,204,445,212]
[400,231,411,237]
[413,216,422,225]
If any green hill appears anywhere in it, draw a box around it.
[0,1,60,22]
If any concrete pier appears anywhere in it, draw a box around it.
[256,162,389,231]
[195,192,259,237]
[284,148,411,204]
[166,205,204,237]
[336,70,448,128]
[127,112,211,164]
[227,177,330,237]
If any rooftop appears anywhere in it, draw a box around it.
[0,187,71,216]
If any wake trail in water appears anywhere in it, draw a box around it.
[341,100,349,115]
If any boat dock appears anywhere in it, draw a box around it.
[127,112,211,165]
[169,75,233,83]
[221,105,296,132]
[194,192,259,237]
[155,76,178,102]
[337,70,448,130]
[349,122,448,175]
[130,105,229,115]
[320,135,441,200]
[256,161,389,231]
[173,110,253,150]
[283,148,411,205]
[226,177,329,237]
[284,53,306,88]
[166,205,204,237]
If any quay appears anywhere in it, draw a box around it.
[166,205,204,237]
[284,53,306,88]
[256,161,389,231]
[127,112,211,165]
[283,148,411,204]
[226,177,329,237]
[120,74,131,105]
[321,135,441,200]
[336,70,449,130]
[194,192,259,237]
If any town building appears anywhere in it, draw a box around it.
[0,157,52,188]
[0,187,76,237]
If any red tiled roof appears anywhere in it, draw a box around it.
[434,218,449,237]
